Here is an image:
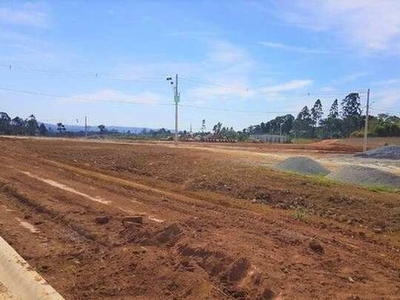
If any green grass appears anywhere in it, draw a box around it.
[366,185,400,193]
[291,138,314,144]
[307,175,334,187]
[277,170,334,187]
[275,166,399,193]
[294,207,307,221]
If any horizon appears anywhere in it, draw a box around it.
[1,1,400,131]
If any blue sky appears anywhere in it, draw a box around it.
[1,0,400,131]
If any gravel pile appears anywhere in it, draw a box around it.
[327,165,400,188]
[274,157,330,176]
[356,145,400,160]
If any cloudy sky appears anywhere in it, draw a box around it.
[1,0,400,130]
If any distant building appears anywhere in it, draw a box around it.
[249,134,287,143]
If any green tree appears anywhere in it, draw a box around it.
[0,112,11,134]
[310,99,323,137]
[10,117,25,135]
[25,115,39,136]
[322,99,342,138]
[98,124,106,134]
[39,123,48,136]
[311,99,323,126]
[292,106,313,137]
[341,93,362,136]
[57,122,66,135]
[212,122,222,137]
[329,99,339,119]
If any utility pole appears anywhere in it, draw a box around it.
[166,74,180,143]
[363,88,370,152]
[84,116,88,138]
[175,74,179,143]
[279,122,284,143]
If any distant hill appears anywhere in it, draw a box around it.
[42,123,157,134]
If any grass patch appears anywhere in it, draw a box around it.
[294,207,307,221]
[291,138,314,144]
[307,175,334,187]
[366,185,400,193]
[276,170,334,187]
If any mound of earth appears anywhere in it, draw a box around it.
[356,145,400,160]
[274,156,330,175]
[311,139,360,152]
[327,165,400,189]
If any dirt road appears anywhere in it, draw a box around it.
[0,137,400,299]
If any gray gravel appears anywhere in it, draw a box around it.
[356,145,400,160]
[274,157,330,175]
[327,165,400,188]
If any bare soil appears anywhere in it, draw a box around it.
[1,137,400,299]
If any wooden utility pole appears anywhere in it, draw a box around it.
[363,88,370,152]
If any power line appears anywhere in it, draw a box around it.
[0,85,302,115]
[1,63,367,97]
[179,104,297,114]
[0,63,167,82]
[0,86,173,107]
[180,76,367,97]
[1,86,374,116]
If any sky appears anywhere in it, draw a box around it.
[1,0,400,131]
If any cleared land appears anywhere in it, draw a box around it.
[0,137,400,299]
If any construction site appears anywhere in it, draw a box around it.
[2,2,400,299]
[1,136,400,299]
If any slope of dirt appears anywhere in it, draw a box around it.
[274,157,330,175]
[0,137,400,299]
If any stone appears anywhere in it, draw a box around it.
[95,216,110,225]
[122,215,143,225]
[309,240,324,254]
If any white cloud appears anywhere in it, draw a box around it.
[332,72,370,84]
[260,41,329,54]
[115,40,314,107]
[206,40,249,64]
[275,0,400,54]
[374,78,400,86]
[259,80,312,93]
[0,2,48,28]
[188,85,253,101]
[64,89,163,105]
[370,89,400,113]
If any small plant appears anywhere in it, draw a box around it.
[294,207,307,221]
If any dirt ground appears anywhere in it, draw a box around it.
[1,137,400,299]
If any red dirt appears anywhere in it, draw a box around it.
[0,137,400,299]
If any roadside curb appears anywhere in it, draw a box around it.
[0,236,64,300]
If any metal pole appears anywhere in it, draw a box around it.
[85,116,88,138]
[363,89,370,152]
[175,74,179,143]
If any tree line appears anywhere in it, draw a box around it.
[0,112,112,137]
[2,92,399,140]
[0,113,48,136]
[245,93,400,138]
